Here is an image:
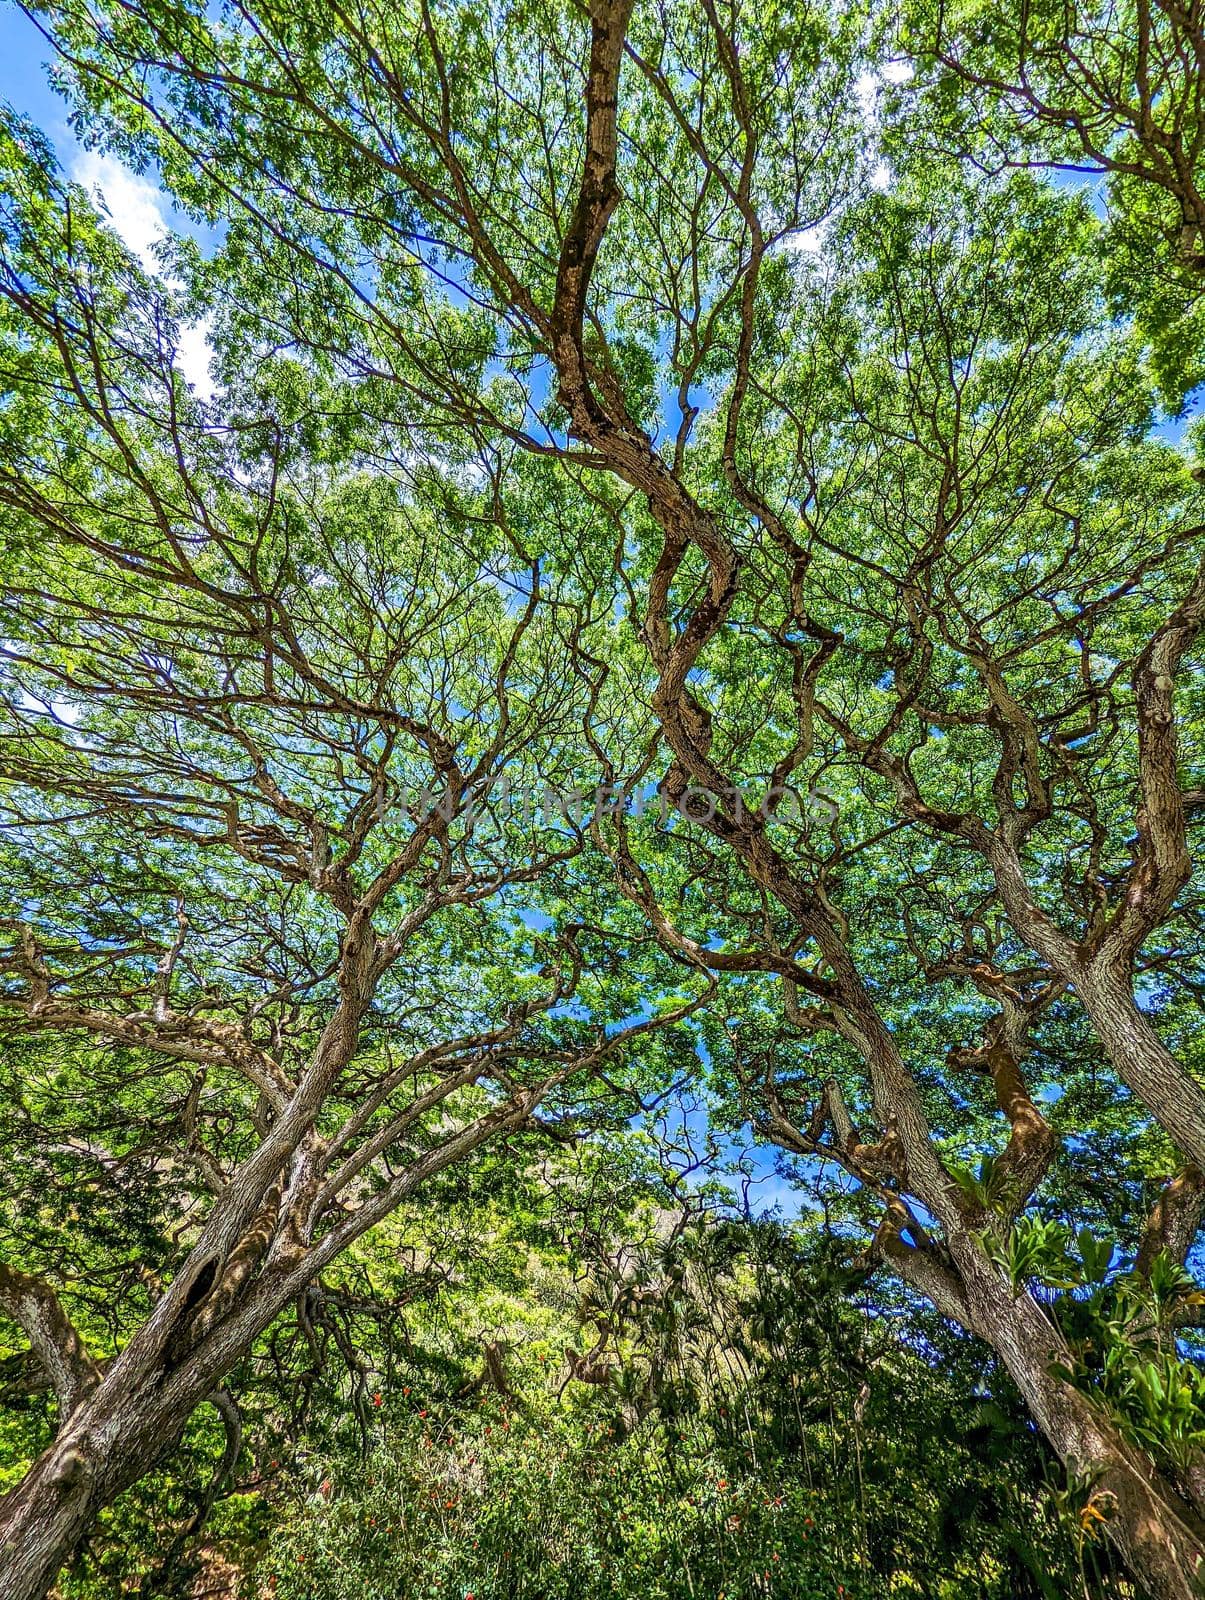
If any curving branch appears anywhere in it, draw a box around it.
[1137,1166,1205,1277]
[0,1263,101,1420]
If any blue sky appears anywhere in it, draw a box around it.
[1,6,216,392]
[1,9,70,146]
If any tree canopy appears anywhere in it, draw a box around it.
[0,2,1203,1597]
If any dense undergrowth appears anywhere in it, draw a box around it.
[26,1153,1117,1599]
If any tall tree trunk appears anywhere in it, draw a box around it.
[1076,966,1205,1170]
[939,1241,1205,1600]
[0,1105,546,1596]
[0,1432,113,1600]
[0,1250,298,1600]
[0,1362,213,1600]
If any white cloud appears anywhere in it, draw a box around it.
[855,61,915,115]
[15,689,81,725]
[881,59,915,85]
[72,152,217,400]
[854,69,879,119]
[785,222,830,257]
[175,316,215,400]
[73,150,167,272]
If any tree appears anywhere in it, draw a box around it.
[0,120,701,1599]
[897,0,1205,407]
[3,0,1205,1594]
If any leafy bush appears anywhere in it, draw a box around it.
[255,1401,862,1600]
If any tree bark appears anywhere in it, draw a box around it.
[0,1088,555,1598]
[922,1240,1205,1600]
[0,1367,208,1600]
[0,1248,320,1600]
[1076,966,1205,1171]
